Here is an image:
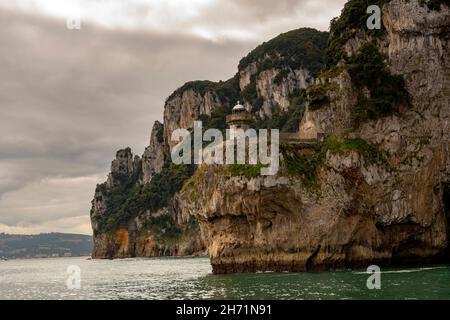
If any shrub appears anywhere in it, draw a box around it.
[239,28,329,78]
[322,136,386,165]
[228,164,268,179]
[97,163,195,233]
[281,143,323,189]
[307,82,338,110]
[323,0,386,69]
[214,75,240,104]
[200,105,232,134]
[282,89,307,132]
[280,136,385,189]
[348,43,410,123]
[142,214,182,243]
[166,80,216,102]
[166,76,239,107]
[419,0,447,11]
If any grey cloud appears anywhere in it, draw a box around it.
[174,0,346,40]
[0,0,345,233]
[0,7,254,231]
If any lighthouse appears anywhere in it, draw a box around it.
[226,101,254,137]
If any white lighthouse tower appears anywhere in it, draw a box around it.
[226,101,254,137]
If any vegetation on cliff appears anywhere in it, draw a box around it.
[316,41,411,125]
[239,74,259,108]
[236,28,328,119]
[323,0,387,69]
[253,89,307,132]
[238,28,329,77]
[203,135,386,190]
[140,215,199,245]
[348,43,410,123]
[166,76,240,106]
[228,164,269,179]
[281,136,386,189]
[96,163,195,233]
[324,0,447,69]
[91,0,450,266]
[307,82,338,110]
[419,0,449,11]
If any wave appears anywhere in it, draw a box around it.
[353,266,448,274]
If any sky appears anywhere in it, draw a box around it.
[0,0,346,235]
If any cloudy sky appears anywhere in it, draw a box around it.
[0,0,346,235]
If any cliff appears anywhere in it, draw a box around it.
[90,28,328,258]
[178,0,450,273]
[91,123,204,258]
[90,0,450,273]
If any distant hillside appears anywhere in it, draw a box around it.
[0,233,92,259]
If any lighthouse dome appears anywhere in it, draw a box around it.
[232,101,245,112]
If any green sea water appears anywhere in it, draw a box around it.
[0,256,449,300]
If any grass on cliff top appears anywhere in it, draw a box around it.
[238,28,329,77]
[227,164,269,179]
[166,76,240,106]
[280,135,386,189]
[236,29,319,111]
[188,136,386,190]
[175,136,385,199]
[322,136,387,165]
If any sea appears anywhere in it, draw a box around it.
[0,257,449,300]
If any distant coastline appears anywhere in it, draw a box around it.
[0,232,92,260]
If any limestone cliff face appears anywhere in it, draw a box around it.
[237,28,328,118]
[164,87,223,152]
[142,121,165,184]
[178,0,450,273]
[91,147,137,257]
[240,64,313,116]
[300,0,449,138]
[91,124,205,259]
[90,1,448,268]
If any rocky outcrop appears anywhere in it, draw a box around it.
[237,28,328,117]
[91,148,139,237]
[240,65,313,116]
[91,1,449,270]
[108,148,140,185]
[142,121,165,184]
[299,70,356,139]
[164,86,223,152]
[92,209,205,259]
[178,0,450,273]
[91,125,205,259]
[239,63,258,90]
